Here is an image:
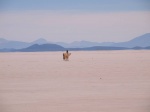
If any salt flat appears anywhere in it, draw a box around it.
[0,50,150,112]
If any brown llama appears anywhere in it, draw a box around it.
[63,50,71,61]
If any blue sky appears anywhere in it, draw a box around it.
[1,0,150,11]
[0,0,150,42]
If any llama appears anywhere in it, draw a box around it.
[63,50,71,61]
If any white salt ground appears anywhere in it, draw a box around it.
[0,50,150,112]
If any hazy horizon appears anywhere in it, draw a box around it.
[0,33,150,44]
[0,0,150,43]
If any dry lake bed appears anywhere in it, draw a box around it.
[0,50,150,112]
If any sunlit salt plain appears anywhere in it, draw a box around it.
[0,50,150,112]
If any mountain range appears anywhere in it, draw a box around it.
[0,38,49,49]
[55,33,150,48]
[0,33,150,52]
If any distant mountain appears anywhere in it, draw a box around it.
[18,44,65,52]
[0,38,114,49]
[145,46,150,49]
[13,44,128,52]
[68,46,129,51]
[55,33,150,48]
[0,33,150,50]
[61,33,150,48]
[0,48,15,52]
[112,33,150,48]
[1,44,150,52]
[132,46,144,50]
[30,38,49,45]
[0,38,30,49]
[0,38,49,49]
[55,41,115,48]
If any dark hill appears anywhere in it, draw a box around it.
[68,46,129,51]
[145,46,150,49]
[18,44,65,52]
